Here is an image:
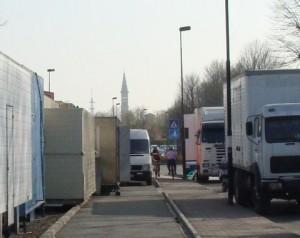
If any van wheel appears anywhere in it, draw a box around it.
[146,178,153,186]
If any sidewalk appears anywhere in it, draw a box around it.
[56,186,184,238]
[159,178,300,238]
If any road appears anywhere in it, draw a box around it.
[159,164,300,237]
[56,184,185,238]
[56,164,300,238]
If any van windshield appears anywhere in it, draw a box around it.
[265,116,300,143]
[130,139,149,154]
[202,123,225,143]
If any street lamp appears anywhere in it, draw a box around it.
[224,0,233,205]
[47,68,55,92]
[116,103,120,119]
[142,109,147,129]
[179,25,191,179]
[112,97,117,117]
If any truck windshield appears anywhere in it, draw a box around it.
[130,139,149,154]
[202,124,225,143]
[265,116,300,143]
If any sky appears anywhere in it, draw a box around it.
[0,0,274,113]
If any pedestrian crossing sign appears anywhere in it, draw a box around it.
[168,119,180,140]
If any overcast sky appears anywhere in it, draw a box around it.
[0,0,273,113]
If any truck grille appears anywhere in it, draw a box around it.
[131,165,142,171]
[271,156,300,173]
[215,144,226,159]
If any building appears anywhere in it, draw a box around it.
[121,72,129,123]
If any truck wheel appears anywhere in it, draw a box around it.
[198,175,209,183]
[251,178,270,214]
[234,170,250,206]
[234,171,243,205]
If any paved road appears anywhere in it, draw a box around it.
[159,177,300,238]
[57,185,184,238]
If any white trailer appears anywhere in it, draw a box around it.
[194,107,225,181]
[227,69,300,213]
[0,52,44,229]
[45,108,96,204]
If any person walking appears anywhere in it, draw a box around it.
[165,147,177,177]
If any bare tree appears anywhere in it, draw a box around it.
[236,41,282,71]
[199,60,225,107]
[273,0,300,64]
[183,74,201,113]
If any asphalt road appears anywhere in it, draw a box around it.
[56,184,185,238]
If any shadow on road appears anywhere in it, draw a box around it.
[92,199,172,217]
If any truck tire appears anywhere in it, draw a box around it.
[251,176,270,214]
[234,170,251,206]
[198,175,209,183]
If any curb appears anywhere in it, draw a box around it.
[40,199,90,238]
[154,178,202,238]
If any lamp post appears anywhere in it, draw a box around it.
[225,0,233,205]
[179,25,191,179]
[112,97,117,117]
[47,68,55,92]
[142,109,147,128]
[116,103,120,119]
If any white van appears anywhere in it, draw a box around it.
[130,129,152,185]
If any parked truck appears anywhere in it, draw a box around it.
[195,107,226,182]
[226,69,300,213]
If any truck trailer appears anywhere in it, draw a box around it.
[226,69,300,213]
[0,52,44,233]
[194,107,225,182]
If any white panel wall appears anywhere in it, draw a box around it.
[0,52,33,213]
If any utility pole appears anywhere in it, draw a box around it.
[225,0,233,205]
[179,26,191,179]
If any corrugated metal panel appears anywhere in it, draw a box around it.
[0,52,35,220]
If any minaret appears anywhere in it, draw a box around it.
[121,72,129,123]
[90,90,95,115]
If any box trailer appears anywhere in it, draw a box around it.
[226,69,300,213]
[95,117,119,193]
[0,52,44,230]
[44,108,96,204]
[184,114,198,175]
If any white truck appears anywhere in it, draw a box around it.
[194,107,226,182]
[226,69,300,213]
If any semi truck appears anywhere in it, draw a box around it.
[226,69,300,213]
[194,107,226,182]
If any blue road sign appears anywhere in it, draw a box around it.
[168,119,180,140]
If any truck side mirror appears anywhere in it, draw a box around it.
[246,122,253,136]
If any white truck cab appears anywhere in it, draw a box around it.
[195,107,226,182]
[129,129,152,185]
